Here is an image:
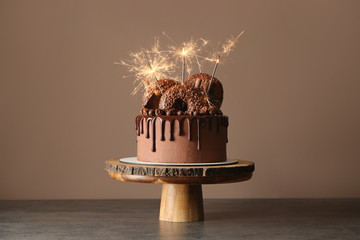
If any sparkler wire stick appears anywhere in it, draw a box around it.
[207,56,220,94]
[147,61,163,95]
[182,47,185,84]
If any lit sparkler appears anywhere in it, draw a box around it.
[116,38,175,94]
[222,31,244,56]
[117,32,244,95]
[147,60,163,95]
[182,47,186,83]
[168,36,209,76]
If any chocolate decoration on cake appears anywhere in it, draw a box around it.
[158,85,209,113]
[142,79,179,109]
[185,73,224,109]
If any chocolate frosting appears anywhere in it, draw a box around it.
[135,115,228,152]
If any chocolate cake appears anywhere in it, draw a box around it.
[136,74,228,163]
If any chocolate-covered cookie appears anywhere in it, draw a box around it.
[142,79,179,109]
[185,73,223,109]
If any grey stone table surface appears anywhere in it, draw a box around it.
[0,199,359,240]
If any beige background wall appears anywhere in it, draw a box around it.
[1,0,359,199]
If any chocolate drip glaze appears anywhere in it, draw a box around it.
[152,118,156,151]
[136,115,228,152]
[160,118,166,141]
[178,118,184,136]
[187,118,192,141]
[197,118,201,150]
[146,118,151,138]
[140,117,144,134]
[170,120,175,141]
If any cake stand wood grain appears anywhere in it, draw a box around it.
[105,159,254,222]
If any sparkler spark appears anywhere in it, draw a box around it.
[222,31,244,56]
[117,38,175,94]
[117,32,244,94]
[168,37,209,75]
[199,38,209,46]
[147,60,163,95]
[182,47,186,83]
[162,31,178,45]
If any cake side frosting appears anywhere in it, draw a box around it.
[136,115,228,163]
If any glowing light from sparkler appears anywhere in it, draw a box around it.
[182,47,186,83]
[222,31,244,56]
[169,37,209,75]
[116,38,175,95]
[117,32,244,94]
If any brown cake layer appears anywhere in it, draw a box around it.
[136,115,228,163]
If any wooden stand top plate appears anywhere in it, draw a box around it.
[105,158,255,222]
[105,158,255,185]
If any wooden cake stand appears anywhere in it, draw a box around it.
[105,158,255,222]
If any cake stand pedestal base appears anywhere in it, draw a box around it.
[160,184,204,222]
[105,158,254,222]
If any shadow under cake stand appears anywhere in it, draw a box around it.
[105,158,255,222]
